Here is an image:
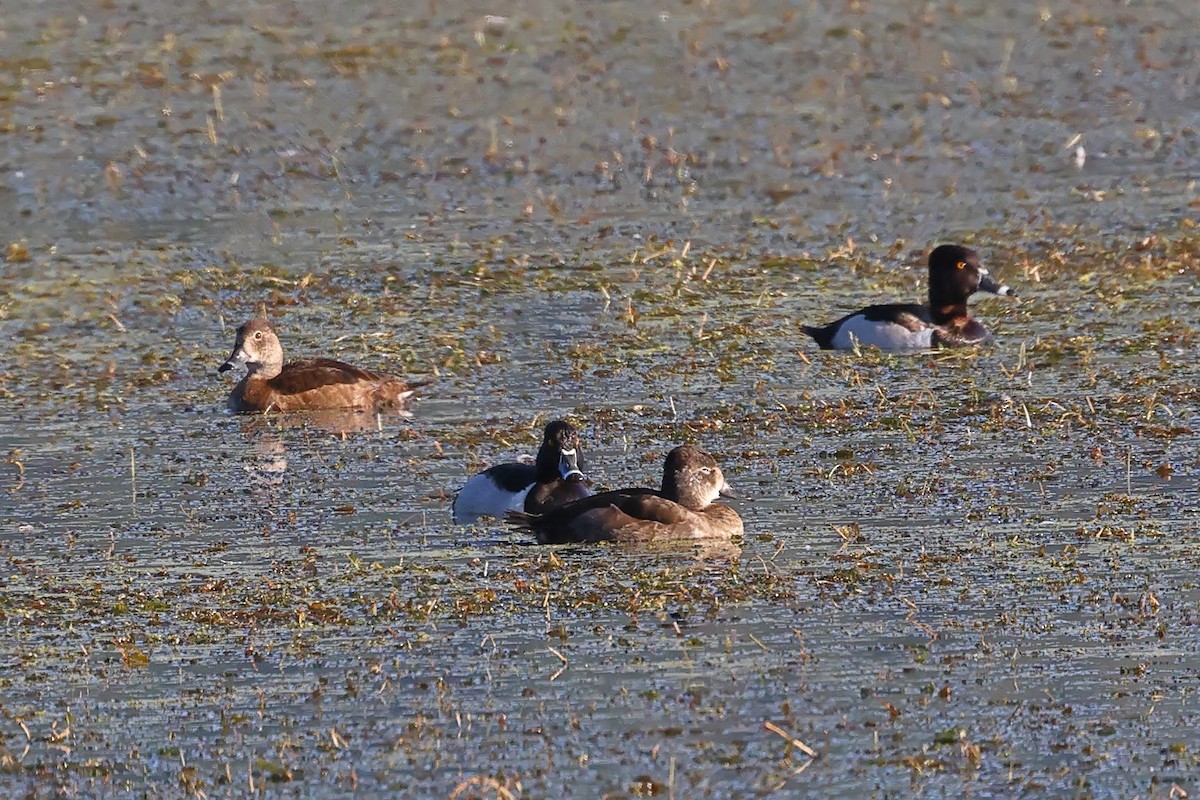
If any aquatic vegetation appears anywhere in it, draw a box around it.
[3,0,1200,797]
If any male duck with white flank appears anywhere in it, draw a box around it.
[801,244,1017,350]
[453,420,591,524]
[507,444,742,544]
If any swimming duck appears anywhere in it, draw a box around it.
[217,317,422,414]
[453,420,590,524]
[508,444,742,544]
[801,244,1016,350]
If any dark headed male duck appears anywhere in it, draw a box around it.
[217,317,422,414]
[802,244,1017,351]
[508,444,742,544]
[453,420,592,524]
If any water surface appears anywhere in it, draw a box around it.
[3,0,1200,797]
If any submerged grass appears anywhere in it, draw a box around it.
[4,0,1200,797]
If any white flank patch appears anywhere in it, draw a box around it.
[830,314,934,351]
[452,474,533,524]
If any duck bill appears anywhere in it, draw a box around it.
[558,448,584,481]
[978,272,1017,298]
[718,481,737,499]
[218,346,249,374]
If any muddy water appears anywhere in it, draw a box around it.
[3,0,1200,797]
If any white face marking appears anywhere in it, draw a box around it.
[978,267,989,275]
[705,472,723,505]
[452,473,533,524]
[557,448,584,480]
[830,314,934,351]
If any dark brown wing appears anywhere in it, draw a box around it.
[525,477,593,515]
[269,358,386,394]
[859,303,931,326]
[507,488,700,544]
[513,488,657,527]
[605,493,692,526]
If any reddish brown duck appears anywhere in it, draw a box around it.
[217,317,422,414]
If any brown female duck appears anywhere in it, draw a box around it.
[217,317,422,414]
[508,444,742,544]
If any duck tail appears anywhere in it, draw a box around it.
[506,510,555,543]
[375,378,429,413]
[800,323,832,349]
[505,510,536,531]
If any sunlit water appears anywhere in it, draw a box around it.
[3,1,1200,797]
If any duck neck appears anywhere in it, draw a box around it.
[249,356,283,380]
[661,480,708,510]
[534,449,560,482]
[929,301,967,325]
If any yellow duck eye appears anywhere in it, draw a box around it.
[956,261,967,270]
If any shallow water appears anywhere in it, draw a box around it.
[3,0,1200,798]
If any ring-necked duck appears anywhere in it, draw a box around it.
[801,244,1017,350]
[453,420,591,524]
[217,317,423,414]
[507,444,742,544]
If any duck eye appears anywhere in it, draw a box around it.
[956,261,966,270]
[253,331,263,340]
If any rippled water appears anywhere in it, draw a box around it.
[3,1,1200,797]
